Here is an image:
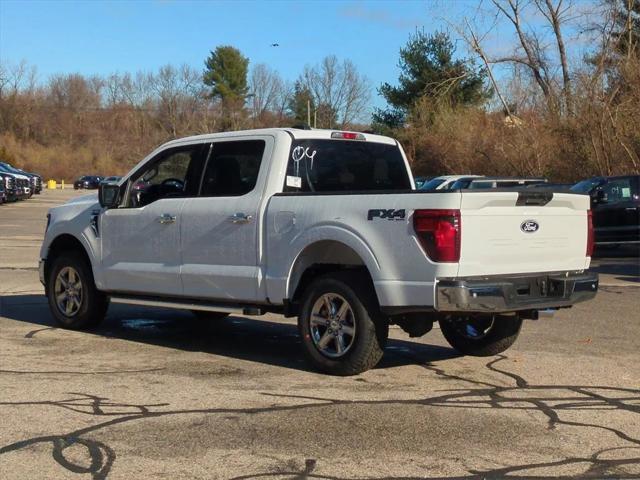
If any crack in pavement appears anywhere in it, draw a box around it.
[0,356,638,479]
[0,368,165,375]
[24,326,57,338]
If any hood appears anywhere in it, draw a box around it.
[66,192,99,205]
[1,172,27,180]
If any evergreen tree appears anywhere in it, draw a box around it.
[203,46,249,103]
[373,30,489,128]
[287,81,315,125]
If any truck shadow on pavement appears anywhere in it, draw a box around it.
[590,245,640,285]
[590,261,640,283]
[592,247,640,283]
[1,295,639,479]
[0,294,459,373]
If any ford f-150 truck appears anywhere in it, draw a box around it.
[39,128,598,375]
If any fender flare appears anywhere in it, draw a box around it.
[284,223,381,300]
[43,230,103,289]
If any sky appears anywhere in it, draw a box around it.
[0,0,596,112]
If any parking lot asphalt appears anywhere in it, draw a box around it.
[1,189,639,479]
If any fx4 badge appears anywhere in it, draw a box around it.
[367,209,406,221]
[520,219,540,233]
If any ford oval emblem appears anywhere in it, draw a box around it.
[521,220,539,233]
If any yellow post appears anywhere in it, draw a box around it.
[61,180,65,189]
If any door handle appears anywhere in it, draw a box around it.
[231,212,253,224]
[625,207,638,211]
[158,213,176,224]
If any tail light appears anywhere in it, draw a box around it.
[413,209,461,262]
[586,210,594,257]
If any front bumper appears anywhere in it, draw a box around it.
[436,271,598,313]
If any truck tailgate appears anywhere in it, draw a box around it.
[458,191,591,277]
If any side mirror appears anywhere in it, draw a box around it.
[593,189,608,204]
[99,183,120,209]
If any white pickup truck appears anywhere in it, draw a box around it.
[40,128,598,375]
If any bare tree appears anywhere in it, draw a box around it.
[490,0,558,112]
[150,64,204,136]
[535,0,573,113]
[300,56,370,128]
[248,63,284,121]
[272,79,293,123]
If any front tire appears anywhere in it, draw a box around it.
[439,314,522,356]
[298,271,388,376]
[46,251,108,329]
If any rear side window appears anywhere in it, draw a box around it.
[469,182,493,189]
[200,140,265,197]
[495,181,521,188]
[285,139,411,192]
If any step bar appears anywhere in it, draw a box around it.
[109,295,264,316]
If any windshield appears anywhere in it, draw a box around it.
[571,178,602,193]
[285,140,411,192]
[420,177,446,190]
[451,179,479,189]
[0,163,20,174]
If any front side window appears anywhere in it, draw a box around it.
[200,140,265,197]
[448,179,476,190]
[128,145,203,207]
[285,139,411,192]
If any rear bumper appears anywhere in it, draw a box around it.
[436,271,598,313]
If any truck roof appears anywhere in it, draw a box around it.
[162,128,397,148]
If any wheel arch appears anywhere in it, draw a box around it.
[44,234,95,288]
[285,239,379,314]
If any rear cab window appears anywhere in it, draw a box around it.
[284,139,411,193]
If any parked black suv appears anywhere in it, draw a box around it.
[74,176,103,189]
[571,175,640,245]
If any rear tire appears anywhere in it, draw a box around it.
[46,251,108,329]
[298,271,388,376]
[439,314,522,356]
